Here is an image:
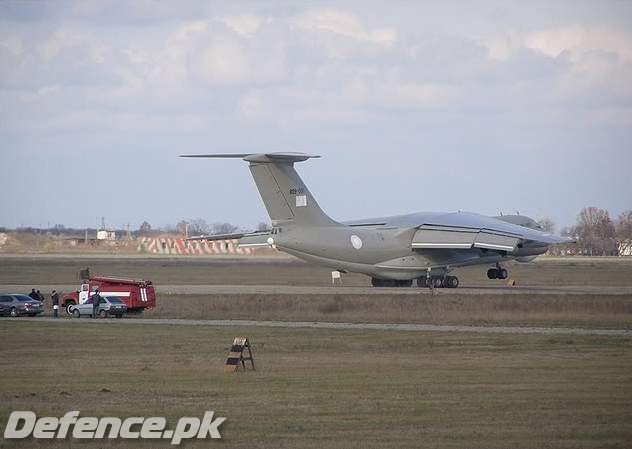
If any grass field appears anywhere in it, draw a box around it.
[1,255,632,287]
[1,321,631,449]
[2,257,632,448]
[149,292,632,329]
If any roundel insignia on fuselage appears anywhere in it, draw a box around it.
[350,235,363,250]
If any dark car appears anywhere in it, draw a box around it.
[0,294,44,317]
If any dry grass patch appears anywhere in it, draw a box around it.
[147,293,632,329]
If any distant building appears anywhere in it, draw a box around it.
[97,230,116,241]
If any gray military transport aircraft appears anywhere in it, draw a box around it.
[181,152,572,288]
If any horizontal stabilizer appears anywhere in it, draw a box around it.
[186,230,270,242]
[180,154,252,159]
[180,152,320,163]
[239,232,273,248]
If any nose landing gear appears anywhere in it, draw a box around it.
[487,264,508,280]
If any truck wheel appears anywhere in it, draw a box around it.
[72,309,80,318]
[65,302,75,315]
[99,310,108,318]
[10,307,17,317]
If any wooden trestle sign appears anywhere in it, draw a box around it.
[224,337,256,372]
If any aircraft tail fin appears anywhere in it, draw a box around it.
[180,152,339,227]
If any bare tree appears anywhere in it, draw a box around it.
[212,222,238,235]
[161,224,177,233]
[537,217,556,233]
[574,207,617,256]
[616,210,632,240]
[188,218,210,236]
[138,221,152,235]
[176,220,189,235]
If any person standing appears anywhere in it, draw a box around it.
[92,289,102,318]
[51,290,60,318]
[36,290,44,303]
[29,289,38,300]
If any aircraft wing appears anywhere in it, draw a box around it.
[187,231,272,248]
[412,213,573,250]
[346,211,572,251]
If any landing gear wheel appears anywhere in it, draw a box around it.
[487,267,508,280]
[372,278,412,288]
[446,276,459,288]
[371,277,385,287]
[430,276,443,288]
[372,278,392,287]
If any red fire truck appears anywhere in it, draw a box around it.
[62,275,156,314]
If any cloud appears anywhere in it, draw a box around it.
[1,4,631,137]
[190,22,288,86]
[525,25,632,61]
[1,1,631,229]
[293,8,396,45]
[221,14,264,36]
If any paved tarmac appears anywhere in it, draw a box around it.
[2,284,632,296]
[4,316,631,337]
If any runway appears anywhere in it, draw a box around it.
[5,316,631,337]
[2,284,632,296]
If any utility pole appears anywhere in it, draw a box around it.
[126,223,131,240]
[101,216,105,230]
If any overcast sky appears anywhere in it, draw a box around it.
[1,1,630,232]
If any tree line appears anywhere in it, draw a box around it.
[3,208,631,257]
[541,208,632,256]
[136,219,269,237]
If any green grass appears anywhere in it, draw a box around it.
[1,321,631,448]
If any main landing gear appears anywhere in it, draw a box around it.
[371,278,413,287]
[487,264,508,280]
[416,275,459,289]
[371,271,460,289]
